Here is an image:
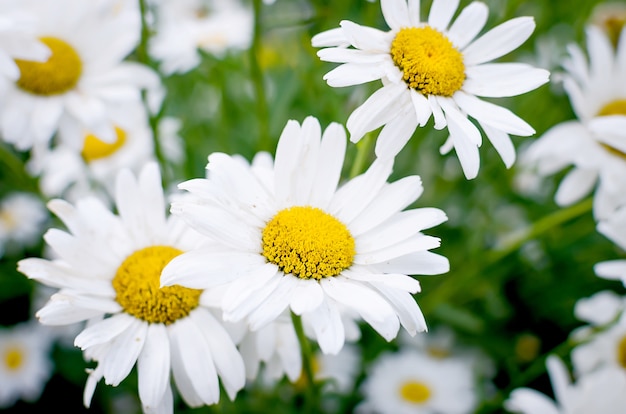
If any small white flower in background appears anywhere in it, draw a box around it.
[313,343,361,395]
[150,0,253,75]
[356,349,477,414]
[594,206,626,286]
[0,322,54,408]
[162,116,450,355]
[570,290,626,378]
[0,0,50,82]
[398,325,496,379]
[505,355,626,414]
[158,116,186,166]
[18,162,246,413]
[0,0,161,151]
[312,0,549,179]
[26,103,155,203]
[0,192,47,257]
[519,26,626,220]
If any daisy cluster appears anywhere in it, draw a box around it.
[0,0,625,413]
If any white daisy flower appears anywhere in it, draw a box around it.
[0,0,160,151]
[18,162,246,413]
[505,355,626,414]
[312,0,549,179]
[356,349,477,414]
[594,206,626,286]
[0,322,54,408]
[314,343,361,394]
[0,192,48,257]
[0,0,50,82]
[570,290,626,377]
[149,0,253,75]
[162,116,450,355]
[27,104,155,203]
[520,26,626,219]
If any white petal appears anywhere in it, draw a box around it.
[354,235,441,265]
[463,63,550,98]
[447,2,489,49]
[303,298,345,355]
[439,96,482,145]
[504,389,560,414]
[103,318,147,387]
[480,121,516,168]
[428,0,459,31]
[381,0,411,30]
[554,168,597,206]
[75,313,135,349]
[374,284,427,335]
[343,268,421,293]
[289,279,325,315]
[138,324,170,410]
[409,89,433,126]
[323,62,387,87]
[309,122,347,209]
[311,27,349,48]
[594,260,626,282]
[463,17,536,66]
[373,251,450,275]
[374,107,419,160]
[446,113,481,179]
[340,20,392,52]
[248,275,299,331]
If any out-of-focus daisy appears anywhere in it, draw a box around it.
[0,322,54,408]
[356,349,477,414]
[590,1,626,47]
[312,0,549,179]
[0,0,50,83]
[520,26,626,219]
[505,355,626,414]
[0,192,47,257]
[162,116,450,355]
[570,290,626,377]
[594,206,626,286]
[150,0,253,75]
[27,104,155,203]
[0,0,160,151]
[18,162,246,413]
[314,343,361,394]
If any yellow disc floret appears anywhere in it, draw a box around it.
[3,347,23,371]
[390,27,465,96]
[15,37,82,96]
[261,206,355,280]
[113,246,201,325]
[597,99,626,159]
[399,380,431,404]
[81,127,127,162]
[617,335,626,369]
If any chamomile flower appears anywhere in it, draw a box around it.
[505,355,626,414]
[520,26,626,219]
[0,0,160,151]
[150,0,253,75]
[357,349,477,414]
[27,104,155,202]
[162,116,450,355]
[0,0,50,82]
[18,162,246,413]
[0,192,47,257]
[312,0,549,179]
[594,206,626,286]
[570,290,626,377]
[0,322,54,408]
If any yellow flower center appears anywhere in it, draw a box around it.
[399,380,431,404]
[15,37,82,96]
[3,347,23,371]
[616,335,626,369]
[81,127,127,163]
[390,26,465,97]
[112,246,202,325]
[597,99,626,159]
[261,206,355,280]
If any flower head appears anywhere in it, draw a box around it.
[18,162,246,413]
[162,116,449,355]
[520,26,626,219]
[312,0,549,179]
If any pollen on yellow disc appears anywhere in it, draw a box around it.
[261,206,355,280]
[81,127,127,162]
[3,347,23,371]
[399,380,431,404]
[112,246,202,325]
[390,26,465,97]
[616,335,626,369]
[15,37,82,96]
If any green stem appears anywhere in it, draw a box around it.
[291,312,316,413]
[0,143,38,193]
[250,0,271,153]
[485,197,593,265]
[348,132,375,178]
